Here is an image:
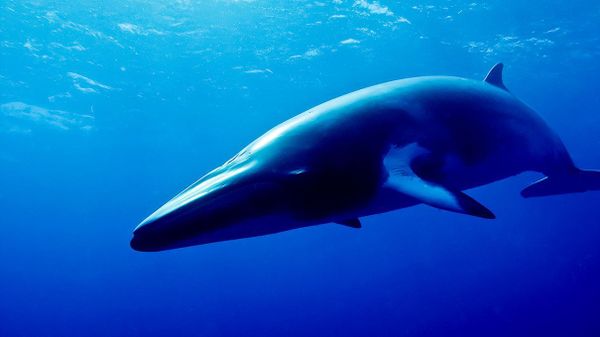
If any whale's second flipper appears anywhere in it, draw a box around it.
[384,144,495,219]
[521,168,600,198]
[336,218,362,228]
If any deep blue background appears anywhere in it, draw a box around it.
[1,1,599,336]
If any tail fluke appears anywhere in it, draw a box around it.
[521,168,600,198]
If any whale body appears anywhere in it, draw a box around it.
[131,64,600,252]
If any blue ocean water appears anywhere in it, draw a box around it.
[1,0,599,336]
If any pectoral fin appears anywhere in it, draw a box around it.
[384,144,495,219]
[386,174,495,219]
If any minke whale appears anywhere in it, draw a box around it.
[131,63,600,252]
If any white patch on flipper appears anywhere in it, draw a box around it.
[383,144,495,219]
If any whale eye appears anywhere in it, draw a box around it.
[288,168,308,175]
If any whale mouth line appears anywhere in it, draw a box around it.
[130,216,209,252]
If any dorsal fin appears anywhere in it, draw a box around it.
[484,63,508,91]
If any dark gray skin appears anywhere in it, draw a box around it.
[131,64,600,252]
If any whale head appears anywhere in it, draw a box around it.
[130,156,296,252]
